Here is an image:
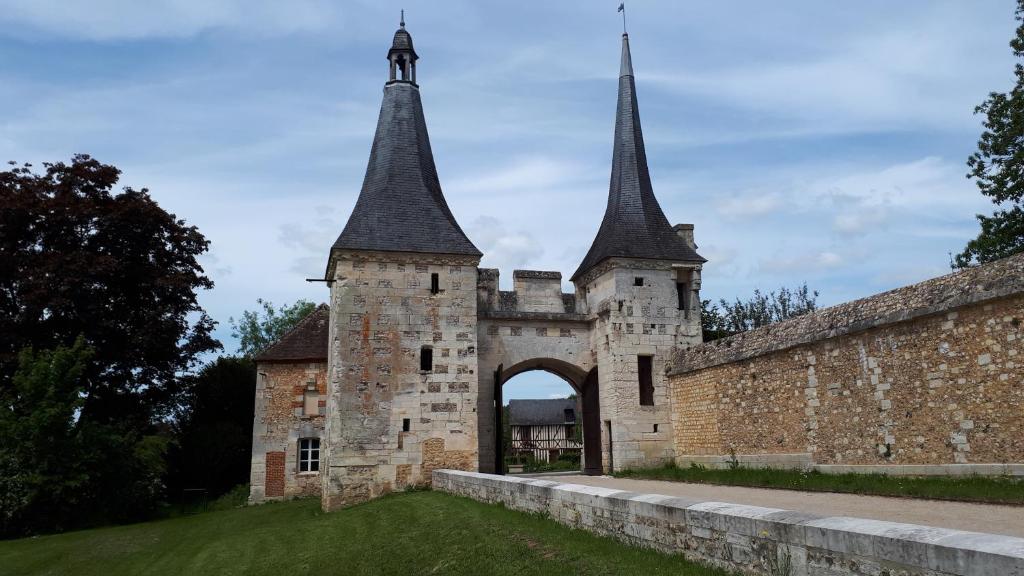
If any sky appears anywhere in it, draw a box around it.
[0,1,1016,401]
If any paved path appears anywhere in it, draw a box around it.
[526,474,1024,538]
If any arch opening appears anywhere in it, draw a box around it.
[492,359,601,477]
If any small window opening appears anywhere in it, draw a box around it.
[402,418,411,432]
[676,282,690,316]
[420,346,433,372]
[564,408,576,423]
[430,273,440,294]
[634,277,644,287]
[653,424,659,433]
[638,355,654,406]
[298,438,320,473]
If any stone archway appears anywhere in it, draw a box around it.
[493,359,601,476]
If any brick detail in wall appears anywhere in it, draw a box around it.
[265,451,285,497]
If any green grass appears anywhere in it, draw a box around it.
[617,463,1024,505]
[0,490,734,576]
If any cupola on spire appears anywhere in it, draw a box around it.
[571,32,704,282]
[388,10,418,83]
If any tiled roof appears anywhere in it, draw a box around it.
[572,34,704,282]
[332,28,480,258]
[255,304,330,362]
[509,398,578,426]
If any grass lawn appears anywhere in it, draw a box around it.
[0,490,734,576]
[617,463,1024,505]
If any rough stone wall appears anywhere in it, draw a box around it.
[580,259,703,471]
[670,254,1024,470]
[322,251,481,510]
[248,361,327,503]
[435,470,1024,576]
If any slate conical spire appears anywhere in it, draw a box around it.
[332,20,481,260]
[571,33,703,282]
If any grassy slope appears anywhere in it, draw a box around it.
[0,491,733,576]
[617,464,1024,505]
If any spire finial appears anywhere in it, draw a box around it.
[617,3,627,35]
[400,9,405,29]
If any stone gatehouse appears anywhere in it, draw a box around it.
[248,21,1023,508]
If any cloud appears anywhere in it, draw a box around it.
[467,216,543,273]
[715,192,784,219]
[278,206,338,277]
[0,0,343,41]
[759,251,845,274]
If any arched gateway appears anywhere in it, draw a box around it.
[248,20,705,511]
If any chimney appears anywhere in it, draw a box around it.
[673,223,696,250]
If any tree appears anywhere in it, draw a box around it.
[0,155,220,428]
[167,356,256,499]
[956,0,1024,267]
[230,298,317,358]
[0,155,216,533]
[701,283,819,342]
[0,338,92,536]
[0,338,168,536]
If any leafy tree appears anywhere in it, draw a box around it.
[701,283,819,342]
[956,0,1024,267]
[230,299,317,358]
[0,338,169,537]
[167,356,256,499]
[0,338,92,536]
[0,155,219,428]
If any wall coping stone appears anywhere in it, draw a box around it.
[513,269,562,279]
[434,469,1024,576]
[669,252,1024,375]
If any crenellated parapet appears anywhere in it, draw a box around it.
[476,268,581,318]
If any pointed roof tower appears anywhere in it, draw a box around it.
[330,16,481,267]
[571,33,704,282]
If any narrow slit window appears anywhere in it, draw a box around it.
[298,438,320,473]
[420,346,433,372]
[676,281,689,316]
[402,418,411,432]
[430,273,440,294]
[638,355,654,406]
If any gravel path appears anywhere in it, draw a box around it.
[526,474,1024,538]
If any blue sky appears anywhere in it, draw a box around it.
[0,1,1016,401]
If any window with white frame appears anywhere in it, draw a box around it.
[298,438,320,473]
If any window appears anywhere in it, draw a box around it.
[638,355,654,406]
[420,346,433,372]
[676,282,689,316]
[563,408,576,423]
[430,273,440,294]
[298,438,320,473]
[634,277,644,287]
[402,418,411,432]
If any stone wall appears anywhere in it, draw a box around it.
[249,361,327,503]
[669,254,1024,472]
[322,250,481,510]
[434,469,1024,576]
[581,260,703,470]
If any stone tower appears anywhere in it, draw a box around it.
[570,33,705,470]
[321,19,483,511]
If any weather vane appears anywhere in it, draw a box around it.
[618,3,626,34]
